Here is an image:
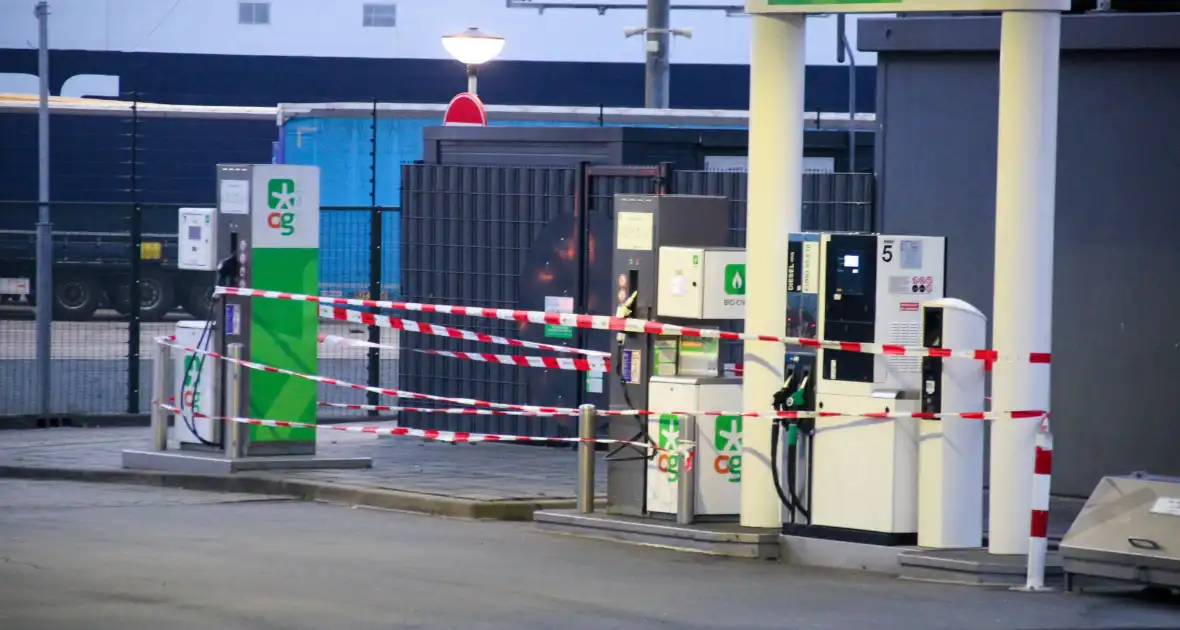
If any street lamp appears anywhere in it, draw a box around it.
[441,27,505,96]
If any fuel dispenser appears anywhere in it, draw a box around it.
[645,245,746,520]
[123,164,370,472]
[605,194,737,517]
[777,232,953,546]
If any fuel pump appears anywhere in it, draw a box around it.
[604,194,734,517]
[779,232,949,546]
[645,245,745,520]
[123,164,370,473]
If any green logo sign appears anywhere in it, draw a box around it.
[713,416,742,483]
[266,178,297,236]
[657,414,680,482]
[724,263,745,296]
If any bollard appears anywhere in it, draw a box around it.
[1015,416,1054,591]
[577,404,596,513]
[227,343,245,459]
[676,413,697,526]
[151,341,171,451]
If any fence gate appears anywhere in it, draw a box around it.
[398,163,668,437]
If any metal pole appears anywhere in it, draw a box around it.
[675,414,696,525]
[151,341,170,451]
[645,0,671,108]
[227,343,245,459]
[34,0,52,415]
[740,14,805,530]
[367,98,381,417]
[127,97,142,414]
[988,10,1060,556]
[577,404,597,514]
[466,65,478,95]
[838,14,857,173]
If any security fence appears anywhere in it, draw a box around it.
[0,201,399,419]
[396,163,874,437]
[1,165,871,423]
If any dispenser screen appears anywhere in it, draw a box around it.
[834,250,866,296]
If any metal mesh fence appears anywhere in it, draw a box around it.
[399,164,577,435]
[0,200,399,420]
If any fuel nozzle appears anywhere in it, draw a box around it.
[614,291,638,344]
[772,369,797,412]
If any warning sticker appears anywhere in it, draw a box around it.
[621,349,642,384]
[889,276,936,295]
[225,303,240,335]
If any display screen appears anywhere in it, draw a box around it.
[187,225,202,240]
[834,249,865,296]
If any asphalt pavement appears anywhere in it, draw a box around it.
[1,479,1176,630]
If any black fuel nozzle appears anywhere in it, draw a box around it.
[217,252,240,287]
[772,368,797,412]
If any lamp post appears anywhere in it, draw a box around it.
[441,27,505,96]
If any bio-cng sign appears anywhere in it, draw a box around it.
[720,260,746,315]
[252,167,319,249]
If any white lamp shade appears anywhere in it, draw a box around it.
[441,27,506,65]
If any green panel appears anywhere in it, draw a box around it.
[248,247,318,443]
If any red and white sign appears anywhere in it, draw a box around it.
[443,92,488,127]
[899,302,920,312]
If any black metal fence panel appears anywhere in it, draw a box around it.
[399,164,578,436]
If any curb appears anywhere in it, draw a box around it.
[0,465,598,521]
[0,414,151,431]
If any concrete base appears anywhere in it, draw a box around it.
[121,450,373,475]
[780,533,911,574]
[534,510,780,559]
[898,548,1063,587]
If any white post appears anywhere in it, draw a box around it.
[740,13,805,530]
[988,10,1060,556]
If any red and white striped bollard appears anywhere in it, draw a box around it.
[1015,416,1053,591]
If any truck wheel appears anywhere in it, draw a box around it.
[110,271,175,322]
[182,284,215,320]
[52,273,102,321]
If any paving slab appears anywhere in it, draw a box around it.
[0,425,606,520]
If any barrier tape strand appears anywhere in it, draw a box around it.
[319,305,609,357]
[218,286,1050,365]
[158,404,684,453]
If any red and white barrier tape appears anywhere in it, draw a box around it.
[319,305,609,358]
[317,401,1044,422]
[219,286,1050,365]
[318,401,578,416]
[158,340,581,415]
[412,349,609,373]
[159,340,1045,422]
[158,404,684,453]
[318,334,609,373]
[1020,417,1054,591]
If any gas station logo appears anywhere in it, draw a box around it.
[267,178,297,236]
[181,354,202,413]
[713,416,742,482]
[724,264,745,295]
[656,414,680,482]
